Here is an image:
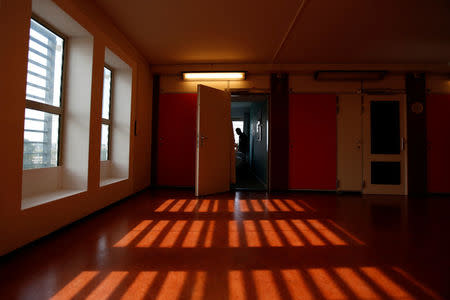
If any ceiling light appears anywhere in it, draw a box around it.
[314,71,386,81]
[182,72,246,81]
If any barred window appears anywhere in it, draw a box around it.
[101,66,112,161]
[23,19,65,170]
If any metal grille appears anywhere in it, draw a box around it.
[23,19,64,170]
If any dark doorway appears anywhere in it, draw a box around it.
[231,94,269,190]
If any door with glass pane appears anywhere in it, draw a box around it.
[363,95,407,195]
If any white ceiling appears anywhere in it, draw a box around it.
[94,0,450,65]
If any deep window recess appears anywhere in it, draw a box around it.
[101,66,112,161]
[23,18,65,170]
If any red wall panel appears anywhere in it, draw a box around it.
[427,95,450,193]
[157,94,197,186]
[270,74,290,190]
[289,94,337,190]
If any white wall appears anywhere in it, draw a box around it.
[100,48,133,184]
[0,0,152,256]
[61,36,94,191]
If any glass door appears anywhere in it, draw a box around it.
[363,95,407,195]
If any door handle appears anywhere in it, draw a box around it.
[400,137,406,151]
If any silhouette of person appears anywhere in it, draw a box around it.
[235,128,249,154]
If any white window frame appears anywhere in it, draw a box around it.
[101,65,113,161]
[24,16,66,170]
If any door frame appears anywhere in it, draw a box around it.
[362,94,408,195]
[230,93,270,191]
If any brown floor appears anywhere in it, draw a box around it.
[234,162,266,190]
[0,190,449,300]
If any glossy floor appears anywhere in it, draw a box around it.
[234,162,266,190]
[0,190,449,300]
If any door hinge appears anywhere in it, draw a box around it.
[336,96,340,115]
[336,179,340,188]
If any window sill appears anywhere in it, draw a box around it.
[21,189,85,210]
[100,177,128,187]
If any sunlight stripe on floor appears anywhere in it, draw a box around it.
[50,271,99,300]
[121,271,157,300]
[155,199,175,212]
[86,271,128,300]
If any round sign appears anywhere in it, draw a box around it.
[411,102,424,114]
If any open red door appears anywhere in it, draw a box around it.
[195,85,233,196]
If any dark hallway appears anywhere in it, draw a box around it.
[235,162,266,190]
[232,96,268,191]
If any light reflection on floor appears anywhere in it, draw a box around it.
[113,218,356,248]
[44,196,445,300]
[51,266,440,300]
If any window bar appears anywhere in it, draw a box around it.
[28,59,52,71]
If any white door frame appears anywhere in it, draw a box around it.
[337,94,363,192]
[362,94,408,195]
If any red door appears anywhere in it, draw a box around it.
[289,94,337,190]
[157,94,197,186]
[427,95,450,193]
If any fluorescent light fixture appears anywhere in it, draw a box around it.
[182,72,246,81]
[315,71,386,81]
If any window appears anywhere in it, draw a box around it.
[23,18,65,170]
[99,48,132,185]
[101,66,112,161]
[232,120,244,144]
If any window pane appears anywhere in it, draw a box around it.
[371,162,401,185]
[370,101,400,154]
[101,124,109,161]
[26,19,64,107]
[232,121,244,144]
[102,67,112,119]
[23,109,59,170]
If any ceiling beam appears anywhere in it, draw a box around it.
[271,0,309,63]
[150,63,450,75]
